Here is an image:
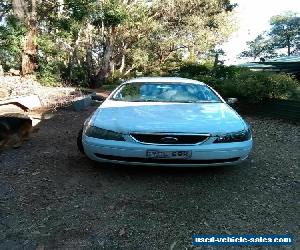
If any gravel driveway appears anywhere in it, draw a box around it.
[0,106,299,250]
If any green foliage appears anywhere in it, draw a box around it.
[1,0,237,87]
[103,71,129,85]
[64,0,95,21]
[176,62,211,77]
[218,70,298,102]
[212,65,240,79]
[92,0,128,27]
[166,62,238,82]
[289,86,300,100]
[37,60,65,86]
[0,15,26,70]
[267,73,299,99]
[103,1,128,26]
[68,65,89,86]
[37,61,89,87]
[164,62,299,103]
[239,33,277,60]
[101,84,119,91]
[270,12,300,55]
[241,12,300,59]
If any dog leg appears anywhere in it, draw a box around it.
[15,122,32,148]
[0,137,10,151]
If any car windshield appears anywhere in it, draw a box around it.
[111,82,222,103]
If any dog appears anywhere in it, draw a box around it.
[0,114,33,150]
[0,102,34,150]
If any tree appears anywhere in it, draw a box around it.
[12,0,38,75]
[93,0,128,84]
[239,33,277,60]
[270,12,300,56]
[0,15,26,70]
[0,0,237,86]
[92,0,237,86]
[240,12,300,60]
[0,0,38,74]
[148,0,237,64]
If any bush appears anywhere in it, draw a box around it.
[166,62,298,103]
[36,59,65,86]
[101,84,120,91]
[168,62,211,78]
[267,73,299,99]
[212,65,242,79]
[68,65,89,86]
[37,71,61,87]
[103,71,132,86]
[143,66,167,77]
[0,16,26,71]
[220,71,298,102]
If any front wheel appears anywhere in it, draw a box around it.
[77,128,85,154]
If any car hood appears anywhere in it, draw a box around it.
[92,100,246,134]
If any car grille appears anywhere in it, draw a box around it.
[130,133,209,145]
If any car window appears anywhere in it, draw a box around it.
[111,82,221,103]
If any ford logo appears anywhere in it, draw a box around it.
[160,137,179,143]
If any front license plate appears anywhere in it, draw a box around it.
[146,150,192,159]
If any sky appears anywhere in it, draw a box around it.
[222,0,300,65]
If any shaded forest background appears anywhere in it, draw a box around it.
[0,0,299,102]
[0,0,237,86]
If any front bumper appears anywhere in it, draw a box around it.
[82,135,253,167]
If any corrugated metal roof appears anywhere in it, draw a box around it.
[238,56,300,74]
[267,55,300,63]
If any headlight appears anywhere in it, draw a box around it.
[85,126,125,141]
[214,128,251,143]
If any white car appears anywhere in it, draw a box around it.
[78,77,253,167]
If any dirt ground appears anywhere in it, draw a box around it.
[0,106,299,250]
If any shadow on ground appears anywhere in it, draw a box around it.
[0,106,298,250]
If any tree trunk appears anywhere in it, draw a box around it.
[22,18,37,75]
[12,0,27,20]
[12,0,38,75]
[188,45,196,62]
[119,43,127,74]
[86,45,93,85]
[119,54,126,73]
[214,53,219,68]
[110,60,115,74]
[95,26,117,87]
[287,36,291,56]
[84,23,94,85]
[68,26,84,83]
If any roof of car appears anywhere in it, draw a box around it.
[125,77,205,85]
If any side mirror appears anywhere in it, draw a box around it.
[226,98,238,105]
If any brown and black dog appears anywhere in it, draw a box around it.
[0,102,34,150]
[0,115,33,149]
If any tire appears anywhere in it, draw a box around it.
[77,128,85,154]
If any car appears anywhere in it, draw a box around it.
[78,77,253,167]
